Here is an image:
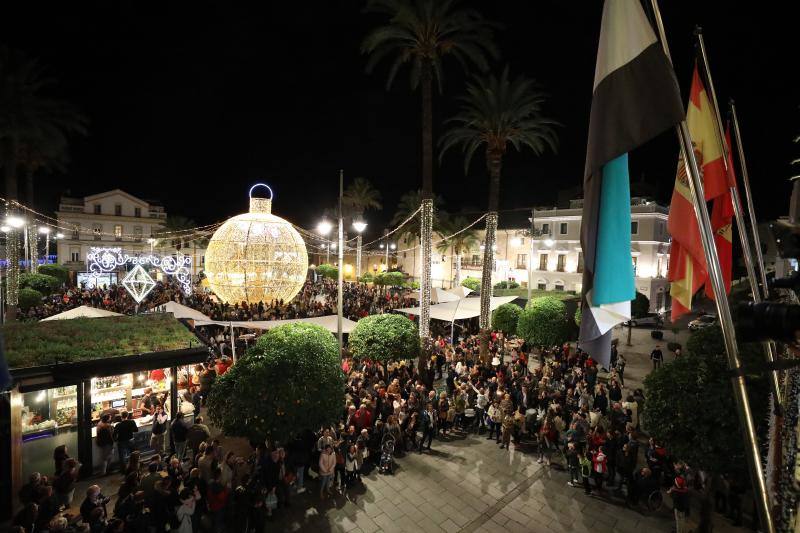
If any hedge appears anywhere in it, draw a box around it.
[461,277,480,292]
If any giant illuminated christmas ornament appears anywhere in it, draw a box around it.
[204,184,308,304]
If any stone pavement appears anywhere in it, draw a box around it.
[267,431,676,533]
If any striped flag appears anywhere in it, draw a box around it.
[667,65,729,319]
[579,0,684,368]
[705,125,736,298]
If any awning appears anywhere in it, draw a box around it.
[40,305,123,321]
[394,295,518,322]
[155,301,213,322]
[408,286,472,303]
[194,314,357,334]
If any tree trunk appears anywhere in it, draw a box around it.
[25,165,34,209]
[626,323,632,346]
[3,137,18,201]
[419,61,434,343]
[479,153,503,363]
[455,254,461,287]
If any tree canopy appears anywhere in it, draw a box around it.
[517,296,569,348]
[491,302,522,336]
[207,323,344,443]
[349,313,419,362]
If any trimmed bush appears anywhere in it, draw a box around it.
[517,296,569,348]
[491,303,522,335]
[207,323,344,443]
[374,271,404,287]
[359,272,374,283]
[18,288,44,311]
[349,314,419,362]
[37,264,70,285]
[20,272,61,295]
[316,263,338,280]
[461,277,480,292]
[493,281,520,290]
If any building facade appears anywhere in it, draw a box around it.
[55,189,206,276]
[396,198,671,312]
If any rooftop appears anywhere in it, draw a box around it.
[1,314,200,370]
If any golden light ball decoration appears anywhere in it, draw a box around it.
[204,184,309,305]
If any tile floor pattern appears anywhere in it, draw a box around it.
[266,432,676,533]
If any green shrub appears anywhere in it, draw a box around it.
[316,263,338,280]
[374,271,404,287]
[494,280,520,290]
[461,277,480,292]
[491,303,522,335]
[517,296,569,348]
[20,272,61,295]
[349,314,419,362]
[667,341,681,353]
[207,323,344,443]
[18,288,44,311]
[359,272,374,283]
[37,264,70,285]
[574,306,582,327]
[631,291,650,318]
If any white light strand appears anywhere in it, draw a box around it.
[419,199,433,339]
[479,212,498,331]
[86,247,193,295]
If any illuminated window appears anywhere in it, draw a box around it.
[539,254,548,271]
[632,256,638,275]
[114,225,123,241]
[557,254,566,272]
[516,254,527,269]
[134,226,143,242]
[93,225,102,241]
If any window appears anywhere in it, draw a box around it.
[114,204,122,216]
[134,226,143,242]
[537,282,547,290]
[72,224,80,240]
[70,247,80,262]
[560,222,568,235]
[539,254,548,271]
[631,221,639,235]
[557,254,566,272]
[94,204,102,214]
[577,252,584,273]
[134,207,142,218]
[516,254,527,270]
[114,224,123,241]
[93,224,102,241]
[657,255,663,278]
[632,256,638,276]
[541,223,550,235]
[403,252,407,258]
[471,254,480,266]
[554,282,565,291]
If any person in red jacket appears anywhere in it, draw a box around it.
[206,467,229,531]
[591,446,608,493]
[353,404,372,432]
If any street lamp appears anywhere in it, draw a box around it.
[353,216,367,280]
[4,216,25,229]
[39,226,51,268]
[317,218,333,264]
[147,237,157,253]
[544,238,555,247]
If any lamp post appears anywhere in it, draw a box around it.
[317,218,333,264]
[38,226,51,269]
[147,237,157,254]
[337,170,344,358]
[353,216,367,280]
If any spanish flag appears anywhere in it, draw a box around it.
[667,64,728,321]
[704,125,736,298]
[579,0,684,368]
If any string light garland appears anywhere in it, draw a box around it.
[479,212,498,331]
[86,246,193,295]
[419,199,433,339]
[204,184,308,305]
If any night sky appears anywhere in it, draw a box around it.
[1,1,796,241]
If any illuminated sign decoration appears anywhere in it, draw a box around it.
[86,247,193,300]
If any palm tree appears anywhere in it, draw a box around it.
[436,213,479,287]
[0,46,87,205]
[392,189,444,280]
[440,67,559,360]
[362,0,498,340]
[161,216,197,251]
[343,177,382,216]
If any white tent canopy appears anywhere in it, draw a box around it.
[41,305,123,321]
[156,301,213,322]
[394,295,518,322]
[409,286,471,303]
[447,286,473,299]
[194,314,357,334]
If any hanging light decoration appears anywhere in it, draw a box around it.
[204,184,309,305]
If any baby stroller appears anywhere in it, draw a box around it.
[379,433,396,475]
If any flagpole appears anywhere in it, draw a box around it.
[649,3,775,532]
[729,100,772,301]
[695,27,783,414]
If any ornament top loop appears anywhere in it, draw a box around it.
[249,183,273,214]
[249,183,274,200]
